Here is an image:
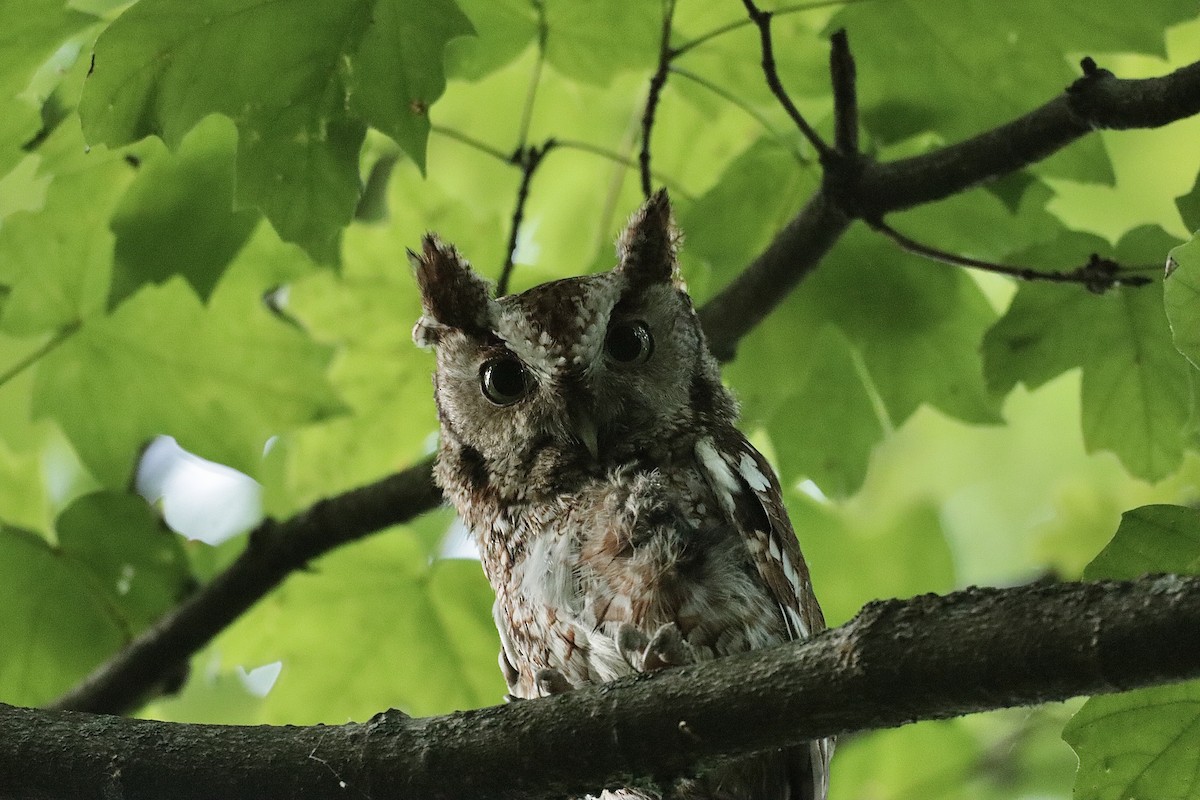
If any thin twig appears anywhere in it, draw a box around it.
[829,29,858,155]
[639,0,677,198]
[553,138,692,197]
[872,219,1154,293]
[671,0,876,58]
[669,66,810,164]
[516,0,549,149]
[0,322,79,391]
[498,140,557,296]
[429,124,511,164]
[741,0,833,161]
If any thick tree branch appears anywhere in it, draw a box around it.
[700,57,1200,360]
[54,54,1200,717]
[13,576,1200,800]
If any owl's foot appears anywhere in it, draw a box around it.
[617,622,694,673]
[503,667,573,702]
[535,667,574,696]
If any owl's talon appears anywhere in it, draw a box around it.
[535,667,573,696]
[618,622,693,673]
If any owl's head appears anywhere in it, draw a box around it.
[411,191,735,504]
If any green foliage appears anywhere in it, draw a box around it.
[1064,505,1200,800]
[2,2,1200,799]
[984,228,1195,482]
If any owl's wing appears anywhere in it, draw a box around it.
[696,433,824,641]
[696,431,831,800]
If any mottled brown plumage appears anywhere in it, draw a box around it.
[413,191,830,800]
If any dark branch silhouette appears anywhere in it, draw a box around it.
[639,0,677,197]
[742,0,833,161]
[498,140,556,296]
[871,219,1155,292]
[698,56,1200,360]
[14,576,1200,800]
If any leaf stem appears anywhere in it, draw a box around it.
[515,0,549,150]
[552,138,692,196]
[429,125,511,164]
[0,322,80,391]
[668,66,810,165]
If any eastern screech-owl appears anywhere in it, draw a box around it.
[412,190,830,800]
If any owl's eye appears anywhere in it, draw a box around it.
[604,320,654,364]
[480,357,532,406]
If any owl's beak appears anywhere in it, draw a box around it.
[570,410,600,460]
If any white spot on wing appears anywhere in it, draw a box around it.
[738,452,770,492]
[696,438,740,518]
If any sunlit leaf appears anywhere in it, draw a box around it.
[80,0,470,260]
[542,0,660,85]
[32,278,344,486]
[55,490,192,632]
[830,0,1193,180]
[1064,505,1200,800]
[0,155,134,335]
[1165,233,1200,369]
[213,528,502,722]
[346,0,473,169]
[109,114,259,305]
[0,0,95,177]
[0,524,126,706]
[985,228,1193,481]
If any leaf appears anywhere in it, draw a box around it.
[1084,504,1200,581]
[1177,171,1200,233]
[767,326,884,499]
[678,137,817,303]
[444,0,538,81]
[0,524,127,706]
[814,230,1003,428]
[55,490,192,632]
[80,0,471,261]
[346,0,473,169]
[32,278,343,487]
[0,155,135,335]
[1165,233,1200,369]
[984,228,1193,482]
[542,0,661,85]
[1066,681,1200,800]
[109,114,259,305]
[213,528,503,722]
[0,0,94,177]
[1063,505,1200,800]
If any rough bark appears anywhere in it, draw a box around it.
[10,576,1200,799]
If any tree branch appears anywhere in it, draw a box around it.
[699,57,1200,360]
[498,140,556,296]
[14,576,1200,800]
[639,0,676,197]
[53,52,1200,718]
[871,219,1155,292]
[50,459,440,714]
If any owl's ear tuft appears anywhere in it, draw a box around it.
[411,234,494,345]
[617,189,681,287]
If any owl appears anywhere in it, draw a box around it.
[412,190,830,800]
